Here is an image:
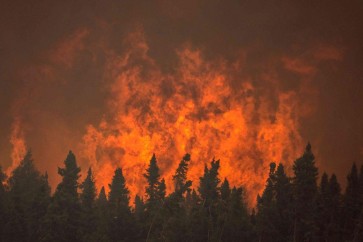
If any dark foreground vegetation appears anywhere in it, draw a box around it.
[1,143,363,242]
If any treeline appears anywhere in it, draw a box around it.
[1,143,363,241]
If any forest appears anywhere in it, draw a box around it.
[1,143,363,242]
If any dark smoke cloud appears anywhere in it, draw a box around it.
[0,0,362,189]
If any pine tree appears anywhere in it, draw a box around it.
[41,151,81,242]
[144,154,160,206]
[197,158,221,241]
[198,158,221,207]
[326,174,342,241]
[221,186,255,241]
[80,168,97,242]
[343,163,361,240]
[162,154,192,242]
[94,187,110,242]
[316,172,330,241]
[144,154,166,241]
[275,163,293,242]
[220,178,231,201]
[144,154,166,213]
[256,162,279,242]
[108,168,134,241]
[134,194,146,239]
[172,154,192,198]
[157,178,166,201]
[6,151,50,242]
[134,195,145,221]
[292,143,318,242]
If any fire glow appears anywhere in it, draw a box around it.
[80,29,309,205]
[9,28,317,205]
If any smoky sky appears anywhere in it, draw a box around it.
[1,0,363,189]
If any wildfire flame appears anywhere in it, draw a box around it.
[80,29,308,205]
[8,118,27,174]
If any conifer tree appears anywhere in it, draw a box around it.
[108,168,134,241]
[80,167,97,242]
[198,158,221,207]
[256,162,278,242]
[221,186,255,241]
[316,172,330,241]
[172,153,192,198]
[292,143,318,242]
[343,163,361,240]
[134,194,145,221]
[327,174,342,241]
[275,163,293,242]
[95,186,110,242]
[163,154,192,242]
[144,154,164,209]
[144,154,166,241]
[6,151,50,242]
[197,158,221,241]
[220,178,231,201]
[41,151,81,242]
[133,194,147,240]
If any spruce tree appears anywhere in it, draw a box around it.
[343,163,360,240]
[275,163,293,242]
[41,151,81,242]
[172,153,192,198]
[197,158,221,241]
[80,167,97,242]
[256,162,279,242]
[221,186,255,241]
[108,168,134,241]
[144,154,165,208]
[316,172,330,241]
[220,178,231,201]
[95,187,110,242]
[144,154,166,241]
[327,174,342,241]
[6,151,50,242]
[198,158,221,207]
[163,154,192,242]
[292,143,318,242]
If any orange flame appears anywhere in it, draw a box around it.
[8,118,27,175]
[80,29,309,206]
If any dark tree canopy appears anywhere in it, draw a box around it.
[6,151,50,242]
[1,143,362,242]
[41,151,81,242]
[292,143,319,242]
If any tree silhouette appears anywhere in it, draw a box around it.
[144,154,166,241]
[80,167,97,242]
[95,186,110,241]
[343,163,361,240]
[41,151,81,242]
[108,168,134,241]
[292,143,318,242]
[0,143,362,242]
[6,151,50,242]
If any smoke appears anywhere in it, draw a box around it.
[1,0,362,206]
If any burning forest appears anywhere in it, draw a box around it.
[1,0,363,241]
